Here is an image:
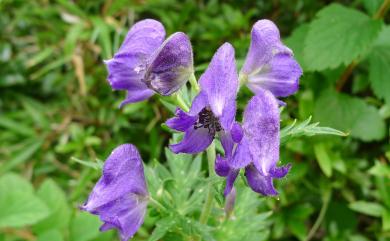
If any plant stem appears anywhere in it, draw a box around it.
[149,197,167,212]
[199,142,216,225]
[189,73,200,94]
[335,0,390,91]
[174,92,190,112]
[304,189,332,241]
[374,0,390,19]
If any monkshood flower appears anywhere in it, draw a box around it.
[240,19,302,98]
[81,144,148,241]
[166,43,239,154]
[105,19,193,107]
[216,89,290,196]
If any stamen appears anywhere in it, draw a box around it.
[193,107,223,136]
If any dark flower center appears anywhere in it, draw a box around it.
[194,107,223,136]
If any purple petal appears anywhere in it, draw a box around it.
[247,53,302,97]
[105,19,165,104]
[166,108,197,132]
[81,144,148,211]
[81,144,148,240]
[105,58,149,91]
[189,92,208,116]
[144,32,194,96]
[116,19,165,58]
[215,155,230,177]
[224,169,239,196]
[241,19,292,76]
[242,89,280,176]
[219,99,237,131]
[245,164,278,196]
[269,164,291,178]
[219,131,234,158]
[198,43,238,128]
[119,89,155,107]
[231,122,243,143]
[95,194,148,241]
[170,127,213,154]
[229,137,252,169]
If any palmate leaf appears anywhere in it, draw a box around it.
[280,116,347,144]
[304,4,382,71]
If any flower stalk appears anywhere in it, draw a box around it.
[199,141,216,225]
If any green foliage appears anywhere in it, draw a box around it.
[1,0,390,241]
[304,4,382,71]
[369,26,390,104]
[314,89,386,141]
[0,174,49,228]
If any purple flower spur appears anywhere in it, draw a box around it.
[215,89,290,196]
[240,19,302,98]
[105,19,193,107]
[81,144,149,241]
[166,43,239,154]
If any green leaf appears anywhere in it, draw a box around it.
[368,161,390,177]
[148,217,176,241]
[314,143,333,177]
[314,89,386,141]
[0,174,49,228]
[349,201,384,217]
[0,139,44,175]
[304,4,382,71]
[280,116,347,144]
[383,209,390,231]
[369,26,390,104]
[70,212,101,241]
[33,179,71,233]
[37,230,64,241]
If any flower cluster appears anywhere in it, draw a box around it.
[82,18,302,241]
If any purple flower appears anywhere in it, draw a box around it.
[216,89,290,196]
[105,19,193,107]
[240,20,302,97]
[166,43,239,154]
[81,144,148,241]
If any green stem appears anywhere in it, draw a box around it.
[189,73,200,94]
[199,142,216,225]
[304,189,332,241]
[174,92,190,112]
[149,197,167,212]
[238,73,248,87]
[374,0,390,19]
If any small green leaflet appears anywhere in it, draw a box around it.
[280,116,347,144]
[71,157,103,170]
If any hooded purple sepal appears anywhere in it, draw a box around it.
[245,163,290,196]
[218,89,291,197]
[167,43,239,154]
[105,19,165,106]
[241,19,302,97]
[144,32,194,96]
[80,144,149,241]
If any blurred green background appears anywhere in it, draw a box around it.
[1,0,390,241]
